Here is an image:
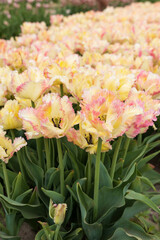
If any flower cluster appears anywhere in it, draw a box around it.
[0,2,160,157]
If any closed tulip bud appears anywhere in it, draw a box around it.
[49,200,67,225]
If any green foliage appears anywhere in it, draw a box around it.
[0,1,50,39]
[0,132,160,239]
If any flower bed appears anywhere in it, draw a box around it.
[0,2,160,239]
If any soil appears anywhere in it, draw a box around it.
[19,223,35,240]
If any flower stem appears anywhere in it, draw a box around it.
[44,138,51,170]
[122,137,130,162]
[110,137,122,181]
[86,153,92,195]
[36,138,44,168]
[54,224,61,240]
[93,137,102,221]
[2,162,10,198]
[137,134,142,146]
[56,138,65,196]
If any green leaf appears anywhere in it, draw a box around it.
[15,189,33,203]
[76,183,102,240]
[118,194,160,223]
[143,133,160,144]
[23,148,48,206]
[0,232,20,240]
[139,176,156,191]
[11,172,29,200]
[0,183,4,195]
[0,194,45,219]
[92,156,112,188]
[28,188,40,205]
[125,190,160,214]
[45,168,59,189]
[138,151,160,169]
[63,197,73,226]
[67,178,87,202]
[64,228,82,240]
[97,185,125,222]
[108,228,136,240]
[41,188,65,203]
[65,170,74,186]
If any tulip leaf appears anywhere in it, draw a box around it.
[92,156,112,188]
[0,194,45,219]
[76,183,102,240]
[15,189,33,203]
[125,190,160,214]
[41,187,65,203]
[23,149,48,206]
[0,232,20,240]
[108,228,137,240]
[64,228,82,240]
[97,185,125,222]
[138,150,160,169]
[45,167,60,189]
[11,172,29,200]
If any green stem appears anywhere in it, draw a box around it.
[36,138,44,168]
[93,138,102,221]
[122,137,130,162]
[110,137,122,181]
[44,138,51,170]
[54,224,61,240]
[86,153,92,195]
[137,134,142,146]
[56,138,65,196]
[2,162,10,198]
[10,130,26,179]
[51,139,55,168]
[60,84,64,97]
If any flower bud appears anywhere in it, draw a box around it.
[49,200,67,225]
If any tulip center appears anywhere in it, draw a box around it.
[85,133,93,144]
[98,115,106,121]
[52,118,61,129]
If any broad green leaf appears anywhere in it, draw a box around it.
[108,228,136,240]
[66,150,80,179]
[28,188,40,205]
[143,133,160,145]
[41,188,65,203]
[0,194,45,219]
[119,194,160,222]
[66,185,78,202]
[45,168,59,189]
[65,171,74,186]
[11,172,29,200]
[142,167,160,185]
[125,190,160,214]
[64,228,82,240]
[92,156,112,188]
[0,232,20,240]
[76,183,102,240]
[139,176,156,191]
[23,149,48,206]
[63,197,73,226]
[138,151,160,169]
[15,189,33,203]
[97,185,125,222]
[0,183,4,195]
